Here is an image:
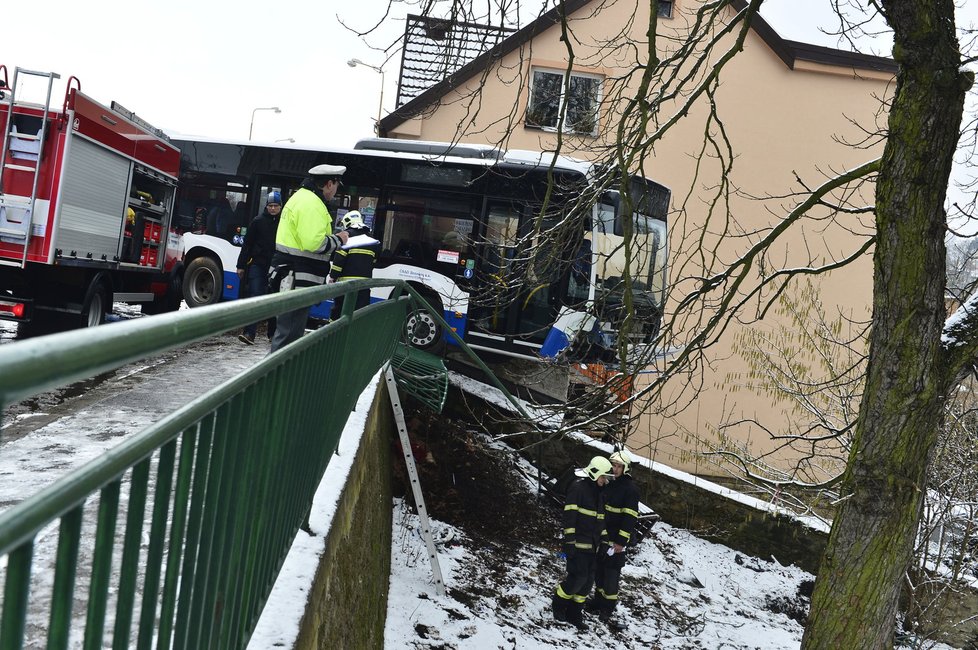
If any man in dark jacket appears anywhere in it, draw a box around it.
[268,165,349,352]
[329,210,380,320]
[589,448,641,629]
[236,191,282,344]
[553,455,614,631]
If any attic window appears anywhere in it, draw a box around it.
[525,68,602,136]
[658,1,673,18]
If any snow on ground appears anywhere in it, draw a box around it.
[386,500,810,649]
[0,319,964,649]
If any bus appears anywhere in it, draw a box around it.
[171,135,669,362]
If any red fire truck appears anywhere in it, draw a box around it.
[0,66,183,333]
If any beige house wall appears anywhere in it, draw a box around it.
[386,0,893,478]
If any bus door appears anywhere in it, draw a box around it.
[468,200,521,335]
[469,200,565,348]
[515,204,569,343]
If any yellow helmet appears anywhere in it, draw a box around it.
[609,449,633,473]
[584,456,614,481]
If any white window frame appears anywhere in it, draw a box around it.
[525,67,603,136]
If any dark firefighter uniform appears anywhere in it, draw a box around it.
[594,471,640,617]
[329,225,379,319]
[553,474,606,629]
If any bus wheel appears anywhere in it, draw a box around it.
[183,256,222,307]
[406,291,444,352]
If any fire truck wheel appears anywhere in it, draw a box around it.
[80,282,109,328]
[183,256,222,307]
[405,289,445,353]
[144,271,183,315]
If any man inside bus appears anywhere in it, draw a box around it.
[268,165,350,352]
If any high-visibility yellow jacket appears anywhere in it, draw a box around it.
[272,187,343,286]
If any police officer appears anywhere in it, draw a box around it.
[268,165,350,352]
[590,448,641,629]
[553,455,614,631]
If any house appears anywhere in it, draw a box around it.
[379,0,897,480]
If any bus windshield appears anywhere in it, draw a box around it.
[592,176,669,343]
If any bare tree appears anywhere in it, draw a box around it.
[348,0,978,646]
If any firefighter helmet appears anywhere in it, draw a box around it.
[341,210,366,231]
[609,449,633,474]
[267,191,282,206]
[584,456,614,481]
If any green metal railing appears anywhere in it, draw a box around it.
[0,279,412,650]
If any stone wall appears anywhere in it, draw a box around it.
[516,430,829,574]
[292,382,978,648]
[293,382,394,650]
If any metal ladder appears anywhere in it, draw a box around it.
[0,66,59,268]
[384,365,446,596]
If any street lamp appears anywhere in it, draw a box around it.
[347,59,385,133]
[249,106,281,140]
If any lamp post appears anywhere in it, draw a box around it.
[347,59,385,133]
[249,106,281,140]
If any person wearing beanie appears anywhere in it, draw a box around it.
[237,191,283,344]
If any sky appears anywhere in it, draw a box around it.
[3,0,936,151]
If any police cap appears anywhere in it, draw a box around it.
[308,164,346,177]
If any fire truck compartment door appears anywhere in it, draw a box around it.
[57,138,130,261]
[0,196,33,243]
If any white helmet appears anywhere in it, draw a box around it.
[340,210,366,231]
[584,456,614,481]
[609,449,632,474]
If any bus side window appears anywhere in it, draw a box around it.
[566,239,592,303]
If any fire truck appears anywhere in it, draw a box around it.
[0,66,183,333]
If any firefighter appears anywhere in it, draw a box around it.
[268,165,350,352]
[236,191,282,344]
[553,455,613,631]
[328,210,380,320]
[589,448,641,629]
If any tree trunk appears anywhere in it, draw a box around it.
[802,2,968,648]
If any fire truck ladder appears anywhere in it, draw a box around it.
[0,67,59,268]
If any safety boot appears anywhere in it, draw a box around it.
[566,601,588,631]
[552,594,569,623]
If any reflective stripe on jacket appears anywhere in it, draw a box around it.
[275,187,338,260]
[602,474,640,547]
[272,187,343,288]
[563,478,605,552]
[330,226,379,282]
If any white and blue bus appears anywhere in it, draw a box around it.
[171,135,669,362]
